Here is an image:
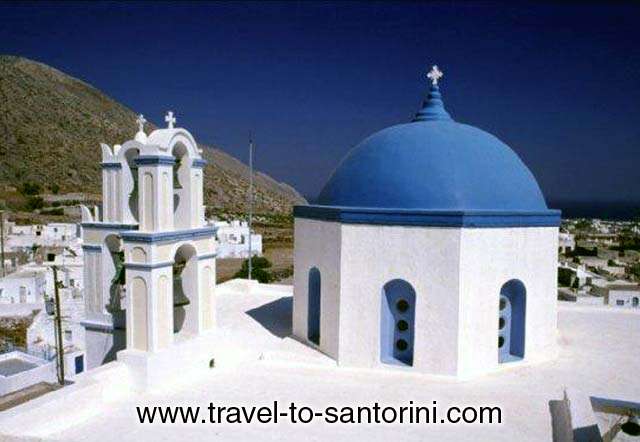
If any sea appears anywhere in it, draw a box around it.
[304,196,640,221]
[549,201,640,221]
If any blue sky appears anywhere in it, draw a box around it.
[1,1,639,203]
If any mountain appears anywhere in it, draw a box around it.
[0,55,305,214]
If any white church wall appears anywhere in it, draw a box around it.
[146,266,174,351]
[199,257,216,331]
[457,227,558,378]
[192,170,203,228]
[127,270,150,351]
[84,329,117,369]
[338,224,462,375]
[160,170,173,231]
[292,218,341,359]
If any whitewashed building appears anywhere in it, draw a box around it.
[80,112,217,380]
[212,220,262,258]
[293,67,560,378]
[5,223,79,250]
[558,231,575,254]
[0,270,46,305]
[605,284,640,308]
[22,245,84,295]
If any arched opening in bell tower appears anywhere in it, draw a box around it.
[124,148,140,223]
[172,142,191,230]
[172,243,198,337]
[104,234,124,314]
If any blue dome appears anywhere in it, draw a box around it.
[295,83,560,227]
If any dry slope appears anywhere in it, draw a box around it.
[0,55,305,213]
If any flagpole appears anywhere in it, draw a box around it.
[248,135,253,281]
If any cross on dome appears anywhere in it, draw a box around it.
[427,65,443,86]
[165,111,176,129]
[136,114,146,132]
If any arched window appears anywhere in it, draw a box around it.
[307,267,321,345]
[380,279,416,366]
[498,279,526,363]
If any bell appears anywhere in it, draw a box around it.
[173,276,190,307]
[173,161,182,189]
[621,415,640,437]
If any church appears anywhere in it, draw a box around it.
[77,67,561,381]
[80,112,217,379]
[3,67,638,442]
[292,67,561,378]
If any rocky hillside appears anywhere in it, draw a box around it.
[0,55,305,214]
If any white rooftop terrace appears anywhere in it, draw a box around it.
[0,280,638,441]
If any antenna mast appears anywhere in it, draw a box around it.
[248,135,254,281]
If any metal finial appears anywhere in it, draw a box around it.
[136,114,146,132]
[427,65,444,86]
[165,111,176,129]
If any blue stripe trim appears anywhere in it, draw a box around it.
[135,156,176,166]
[101,162,122,169]
[120,226,216,243]
[294,205,561,228]
[125,261,174,270]
[81,223,139,230]
[192,159,207,168]
[82,244,103,251]
[198,252,217,260]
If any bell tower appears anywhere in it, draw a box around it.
[120,111,216,358]
[84,111,217,388]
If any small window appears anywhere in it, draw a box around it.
[47,253,55,262]
[64,330,72,341]
[396,299,409,313]
[616,300,625,306]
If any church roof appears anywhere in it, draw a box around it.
[295,67,560,227]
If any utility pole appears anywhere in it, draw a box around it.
[248,136,254,281]
[52,266,65,385]
[0,210,5,277]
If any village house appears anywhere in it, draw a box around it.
[212,219,262,258]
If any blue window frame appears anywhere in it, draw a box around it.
[381,279,416,366]
[75,355,84,374]
[498,279,526,363]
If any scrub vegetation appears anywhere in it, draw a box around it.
[0,55,305,222]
